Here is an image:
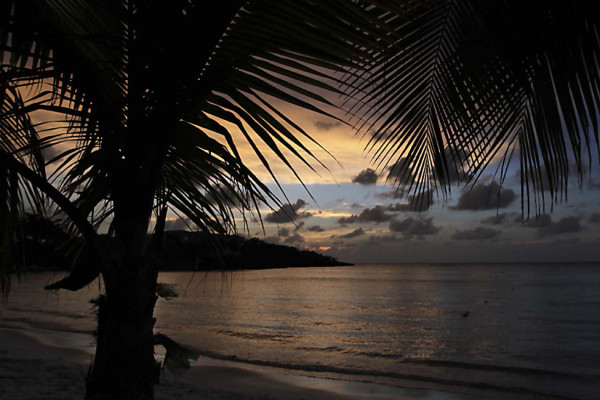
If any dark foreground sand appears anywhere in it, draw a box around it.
[0,327,463,400]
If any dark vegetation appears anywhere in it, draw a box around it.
[15,215,348,272]
[158,231,351,270]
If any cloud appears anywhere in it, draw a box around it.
[165,217,192,231]
[389,217,439,236]
[481,213,515,225]
[265,199,312,223]
[518,214,581,237]
[340,228,366,239]
[542,216,581,236]
[352,168,379,185]
[452,227,501,241]
[263,236,280,244]
[451,181,516,211]
[386,189,434,212]
[338,205,393,224]
[588,180,600,191]
[588,213,600,223]
[516,162,588,192]
[307,225,325,232]
[366,235,405,244]
[517,214,552,228]
[283,233,305,246]
[314,120,341,131]
[375,191,401,199]
[294,221,305,232]
[386,157,415,184]
[278,228,290,237]
[436,147,469,184]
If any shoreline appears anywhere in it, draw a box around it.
[0,325,468,400]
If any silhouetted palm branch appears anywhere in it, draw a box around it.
[0,0,383,293]
[359,0,600,215]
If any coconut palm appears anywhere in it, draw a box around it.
[1,1,599,399]
[0,1,386,398]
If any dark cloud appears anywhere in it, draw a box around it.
[436,147,469,184]
[338,205,393,224]
[352,168,379,185]
[588,213,600,223]
[588,180,600,191]
[375,191,401,199]
[517,214,552,228]
[340,228,366,239]
[519,214,581,237]
[451,181,516,211]
[389,217,439,236]
[386,189,434,212]
[548,237,581,245]
[366,235,405,244]
[278,228,290,237]
[542,216,581,237]
[307,225,325,232]
[386,158,415,184]
[265,199,311,223]
[452,227,501,241]
[338,216,357,224]
[283,233,305,246]
[516,162,588,192]
[263,236,280,244]
[481,213,515,225]
[314,120,341,131]
[165,217,192,231]
[293,221,305,232]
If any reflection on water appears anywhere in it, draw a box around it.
[2,264,600,399]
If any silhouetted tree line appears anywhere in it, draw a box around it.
[14,216,349,271]
[158,230,350,270]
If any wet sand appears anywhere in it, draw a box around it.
[0,327,458,400]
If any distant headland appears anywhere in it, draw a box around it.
[156,230,352,271]
[15,216,351,272]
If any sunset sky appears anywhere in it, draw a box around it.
[159,100,600,265]
[31,78,600,265]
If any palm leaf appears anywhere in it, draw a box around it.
[361,1,600,213]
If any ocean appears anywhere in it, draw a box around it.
[1,264,599,399]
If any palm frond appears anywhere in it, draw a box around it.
[360,0,600,213]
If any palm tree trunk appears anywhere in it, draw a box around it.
[86,178,159,399]
[86,260,159,399]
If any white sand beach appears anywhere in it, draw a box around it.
[0,327,462,400]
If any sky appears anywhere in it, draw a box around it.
[30,79,600,265]
[163,102,600,265]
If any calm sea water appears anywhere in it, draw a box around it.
[2,264,600,399]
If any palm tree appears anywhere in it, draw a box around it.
[0,1,385,398]
[1,1,599,399]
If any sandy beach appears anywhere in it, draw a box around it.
[0,326,462,400]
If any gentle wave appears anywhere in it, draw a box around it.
[293,345,597,380]
[0,318,92,336]
[216,329,298,342]
[518,317,600,326]
[190,348,584,400]
[3,306,94,321]
[295,346,405,359]
[401,359,598,381]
